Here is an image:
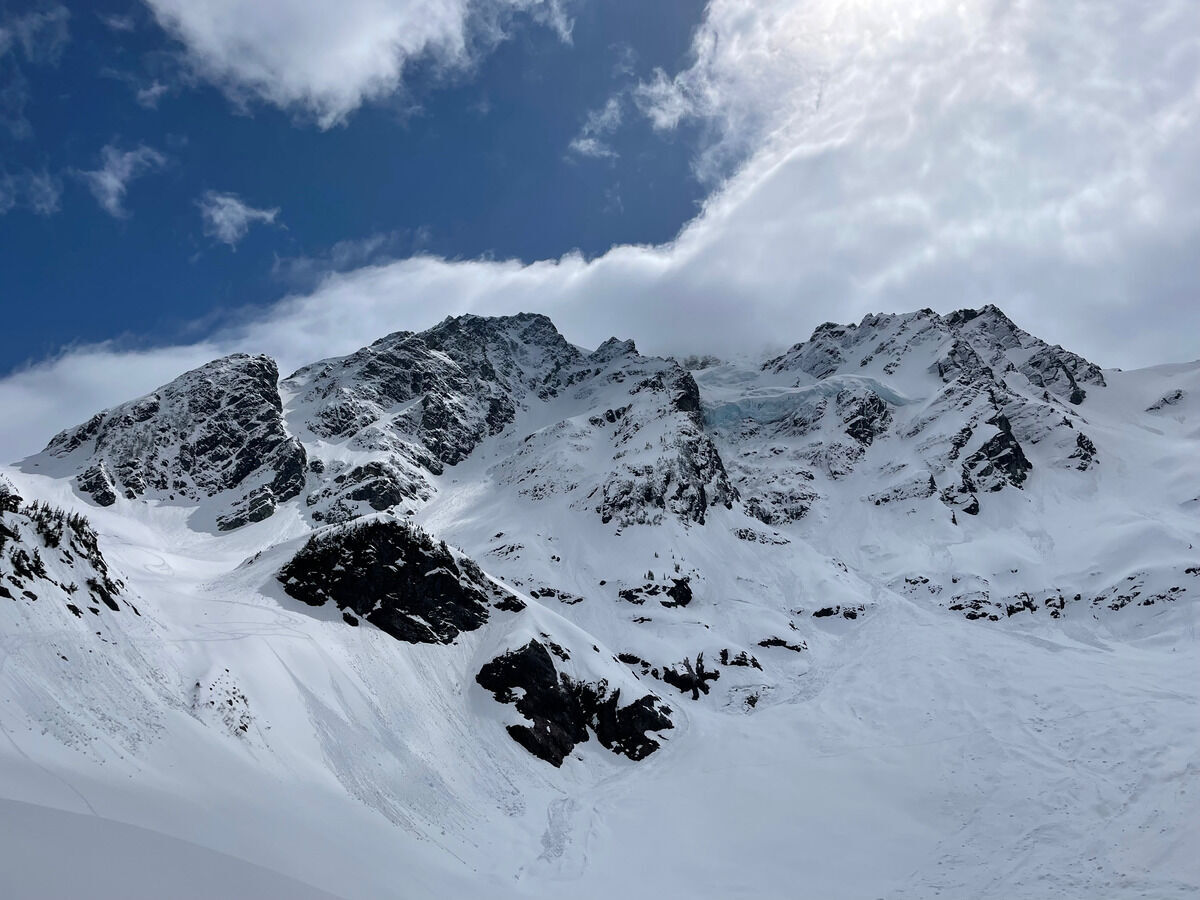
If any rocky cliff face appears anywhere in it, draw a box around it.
[40,354,306,530]
[283,314,583,524]
[288,317,735,529]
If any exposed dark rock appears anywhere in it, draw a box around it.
[811,605,864,620]
[1020,346,1103,403]
[718,649,762,670]
[948,305,1105,401]
[44,354,306,527]
[526,585,583,605]
[963,415,1032,491]
[476,640,673,766]
[733,527,790,545]
[286,313,581,467]
[758,637,808,653]
[1147,389,1184,412]
[662,577,693,608]
[932,339,992,384]
[662,653,720,700]
[838,389,892,446]
[305,459,429,524]
[868,475,938,506]
[216,485,280,531]
[76,464,118,507]
[618,577,693,607]
[277,517,515,644]
[0,498,126,618]
[589,405,631,427]
[1069,432,1098,470]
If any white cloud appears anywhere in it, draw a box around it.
[100,67,178,110]
[198,191,280,247]
[77,143,167,218]
[98,12,137,33]
[0,4,70,138]
[568,96,623,159]
[136,79,169,108]
[0,168,61,216]
[143,0,571,127]
[2,0,1198,463]
[5,4,70,64]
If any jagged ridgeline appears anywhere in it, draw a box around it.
[13,305,1197,774]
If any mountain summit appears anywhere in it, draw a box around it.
[4,307,1197,898]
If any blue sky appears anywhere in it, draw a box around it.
[1,0,707,370]
[1,0,1198,461]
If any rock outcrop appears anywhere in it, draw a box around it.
[476,639,673,766]
[42,354,305,529]
[278,516,519,644]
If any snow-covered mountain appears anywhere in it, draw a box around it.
[2,308,1197,899]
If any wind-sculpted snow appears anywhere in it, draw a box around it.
[36,354,306,530]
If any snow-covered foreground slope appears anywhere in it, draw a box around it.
[1,309,1197,898]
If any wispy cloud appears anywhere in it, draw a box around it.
[0,168,61,216]
[97,12,137,33]
[77,144,167,218]
[136,79,169,109]
[0,4,70,138]
[568,96,623,159]
[610,42,637,80]
[198,191,280,248]
[3,5,70,64]
[100,67,177,110]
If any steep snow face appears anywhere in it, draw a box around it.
[30,354,306,531]
[491,337,735,527]
[711,307,1107,530]
[1,309,1197,900]
[697,309,1198,631]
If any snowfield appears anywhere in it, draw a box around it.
[1,309,1196,898]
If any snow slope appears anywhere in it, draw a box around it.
[1,308,1196,899]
